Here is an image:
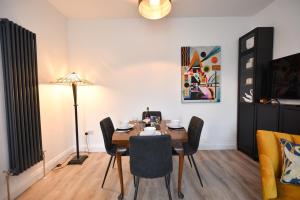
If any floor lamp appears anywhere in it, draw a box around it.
[53,72,92,164]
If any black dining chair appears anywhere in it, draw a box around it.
[100,117,127,188]
[142,111,162,120]
[174,116,204,187]
[129,135,173,200]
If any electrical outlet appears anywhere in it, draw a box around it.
[85,130,94,135]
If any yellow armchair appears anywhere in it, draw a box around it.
[257,130,300,200]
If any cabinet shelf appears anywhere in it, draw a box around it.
[240,48,255,56]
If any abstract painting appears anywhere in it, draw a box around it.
[181,46,221,103]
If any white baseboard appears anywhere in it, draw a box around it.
[79,145,106,153]
[45,147,74,171]
[80,143,236,152]
[10,147,73,199]
[198,143,236,150]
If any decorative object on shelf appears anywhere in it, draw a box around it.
[259,98,270,104]
[138,0,172,20]
[242,89,253,103]
[52,72,92,164]
[245,78,253,85]
[181,46,221,103]
[246,58,254,69]
[246,37,254,49]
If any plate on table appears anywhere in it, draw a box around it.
[142,119,150,124]
[116,124,134,131]
[115,129,131,133]
[167,123,184,130]
[139,131,161,136]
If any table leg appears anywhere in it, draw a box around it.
[178,151,184,198]
[116,153,124,200]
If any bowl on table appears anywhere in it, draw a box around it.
[168,120,180,128]
[118,121,134,130]
[144,127,156,135]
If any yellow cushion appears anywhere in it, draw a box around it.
[274,132,293,177]
[257,130,300,200]
[259,154,277,199]
[280,139,300,185]
[257,130,293,178]
[276,179,300,200]
[292,135,300,144]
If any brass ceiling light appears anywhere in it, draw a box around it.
[138,0,172,20]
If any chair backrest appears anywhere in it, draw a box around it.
[142,111,162,120]
[187,116,204,153]
[129,135,172,178]
[100,117,115,153]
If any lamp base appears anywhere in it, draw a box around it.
[68,155,88,165]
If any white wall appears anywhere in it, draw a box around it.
[68,17,249,152]
[0,0,73,199]
[251,0,300,59]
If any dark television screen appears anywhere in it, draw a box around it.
[271,53,300,99]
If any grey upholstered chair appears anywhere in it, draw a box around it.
[183,116,204,187]
[100,117,127,188]
[129,135,173,200]
[173,116,204,188]
[142,111,162,120]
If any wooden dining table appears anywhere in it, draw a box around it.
[112,120,188,200]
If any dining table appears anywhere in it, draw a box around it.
[112,120,188,200]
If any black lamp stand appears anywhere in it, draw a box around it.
[68,82,88,165]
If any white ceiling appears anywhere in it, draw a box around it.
[48,0,275,19]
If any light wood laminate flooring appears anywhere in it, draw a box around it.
[18,150,261,200]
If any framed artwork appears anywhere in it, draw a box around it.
[181,46,221,103]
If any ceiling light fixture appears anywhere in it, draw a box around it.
[138,0,172,20]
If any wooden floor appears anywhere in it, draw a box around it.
[18,150,261,200]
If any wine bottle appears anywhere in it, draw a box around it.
[145,107,150,120]
[145,107,150,126]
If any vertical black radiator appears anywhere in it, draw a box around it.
[0,19,43,175]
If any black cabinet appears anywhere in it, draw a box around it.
[237,28,300,160]
[279,105,300,135]
[238,104,255,156]
[242,103,300,160]
[255,104,300,135]
[256,103,279,131]
[237,27,274,160]
[255,103,279,160]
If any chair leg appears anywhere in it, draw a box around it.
[165,174,172,200]
[134,176,140,200]
[101,155,113,188]
[191,155,204,187]
[187,155,193,168]
[112,156,116,168]
[133,175,137,187]
[164,175,168,191]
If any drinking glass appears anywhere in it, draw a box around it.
[138,121,144,132]
[156,116,161,124]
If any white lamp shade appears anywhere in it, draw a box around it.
[138,0,172,20]
[52,72,92,85]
